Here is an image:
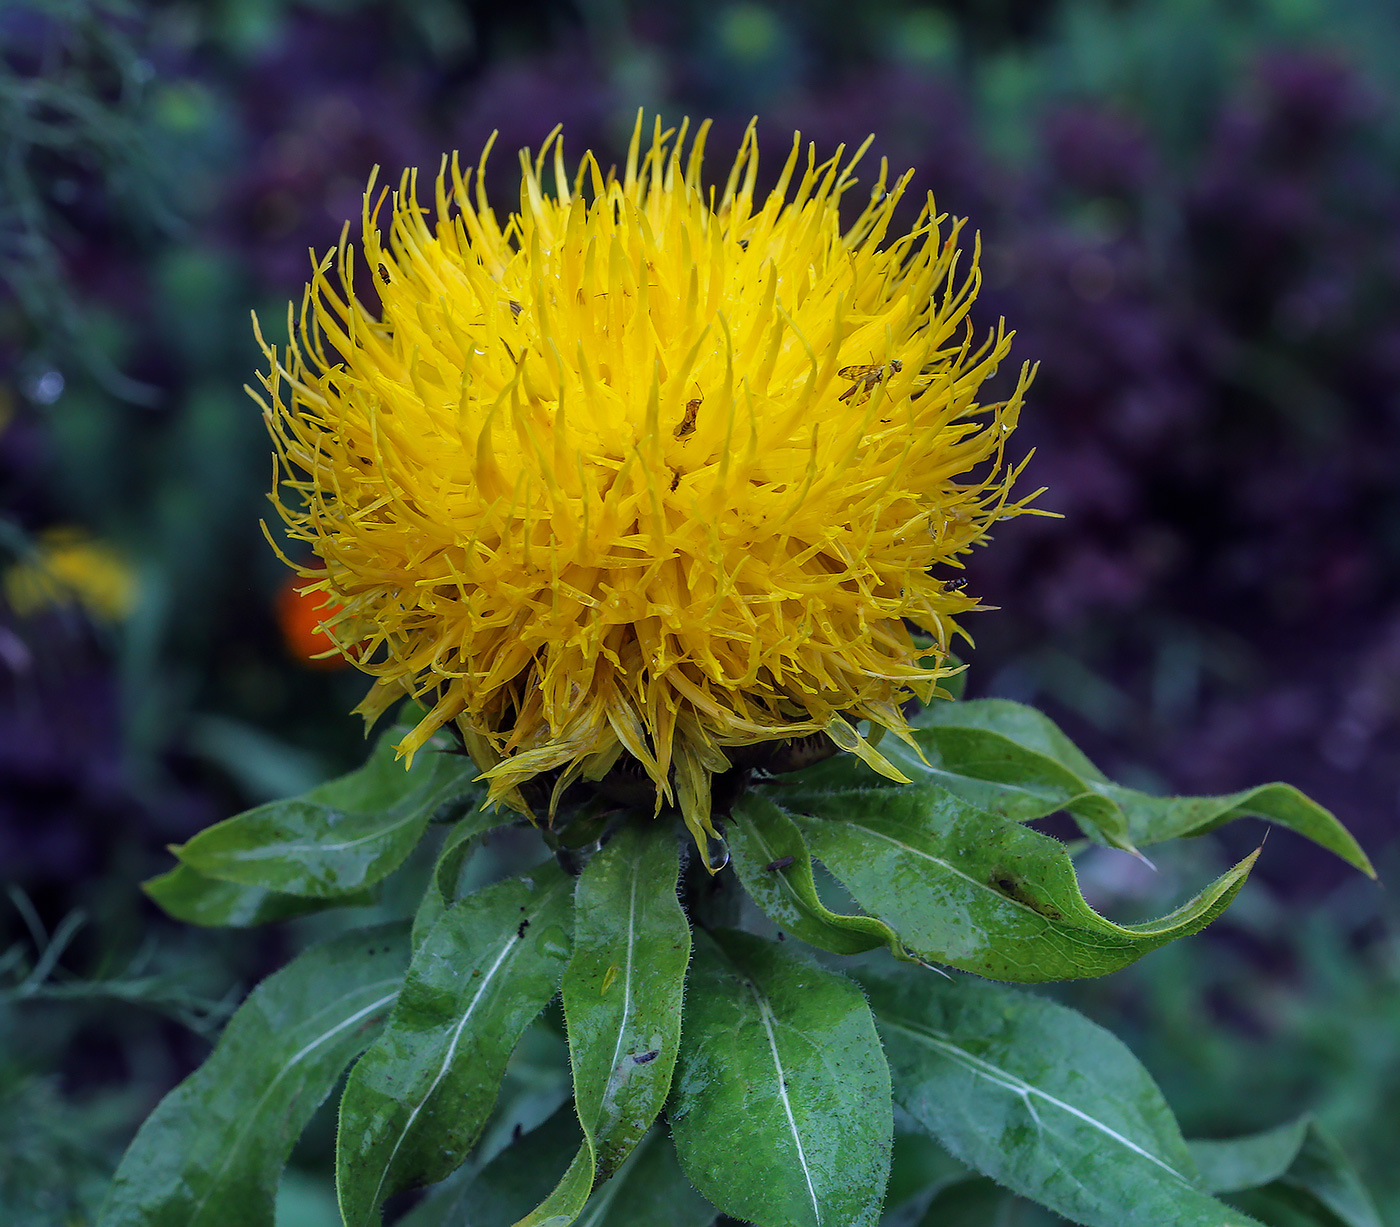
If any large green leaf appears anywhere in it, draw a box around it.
[519,825,691,1226]
[780,699,1373,874]
[1191,1119,1313,1194]
[1193,1120,1382,1227]
[918,701,1370,873]
[174,727,483,898]
[1101,783,1373,877]
[863,967,1264,1227]
[668,929,891,1227]
[143,862,374,927]
[784,699,1125,844]
[905,698,1130,846]
[728,793,906,958]
[792,786,1255,981]
[100,923,410,1227]
[336,863,574,1226]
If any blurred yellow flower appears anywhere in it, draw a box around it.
[253,115,1038,854]
[4,527,137,621]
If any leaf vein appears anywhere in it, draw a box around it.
[189,982,400,1224]
[752,986,821,1224]
[880,1016,1192,1185]
[363,935,518,1213]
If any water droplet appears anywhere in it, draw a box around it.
[704,833,730,873]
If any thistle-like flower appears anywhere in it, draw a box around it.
[253,114,1038,854]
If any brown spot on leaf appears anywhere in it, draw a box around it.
[988,869,1063,921]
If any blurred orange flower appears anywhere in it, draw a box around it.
[275,571,349,669]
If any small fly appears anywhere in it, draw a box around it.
[838,359,903,402]
[676,397,701,438]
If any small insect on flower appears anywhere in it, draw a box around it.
[837,359,904,402]
[675,397,702,438]
[253,113,1041,862]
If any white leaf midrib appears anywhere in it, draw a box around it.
[598,862,640,1126]
[751,983,822,1225]
[361,879,566,1216]
[187,977,402,1225]
[880,1014,1192,1185]
[362,934,518,1212]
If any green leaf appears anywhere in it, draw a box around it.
[791,786,1256,981]
[1194,1120,1382,1227]
[1102,784,1374,878]
[784,698,1128,847]
[1191,1119,1312,1194]
[411,809,510,949]
[399,1108,715,1227]
[904,698,1131,847]
[912,1177,1060,1227]
[729,793,907,958]
[397,1102,580,1227]
[784,699,1373,874]
[863,967,1264,1227]
[668,929,891,1227]
[519,824,691,1227]
[336,863,574,1226]
[99,923,410,1227]
[143,862,375,927]
[175,727,483,898]
[572,1126,715,1227]
[916,701,1373,873]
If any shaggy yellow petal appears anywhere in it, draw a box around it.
[252,114,1039,857]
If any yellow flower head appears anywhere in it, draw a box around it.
[4,527,137,621]
[254,114,1038,854]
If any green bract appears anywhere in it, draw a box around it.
[104,699,1380,1227]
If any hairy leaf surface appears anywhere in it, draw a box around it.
[792,786,1255,981]
[864,967,1264,1227]
[176,727,483,897]
[669,929,891,1227]
[337,864,573,1225]
[519,824,691,1226]
[729,793,905,957]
